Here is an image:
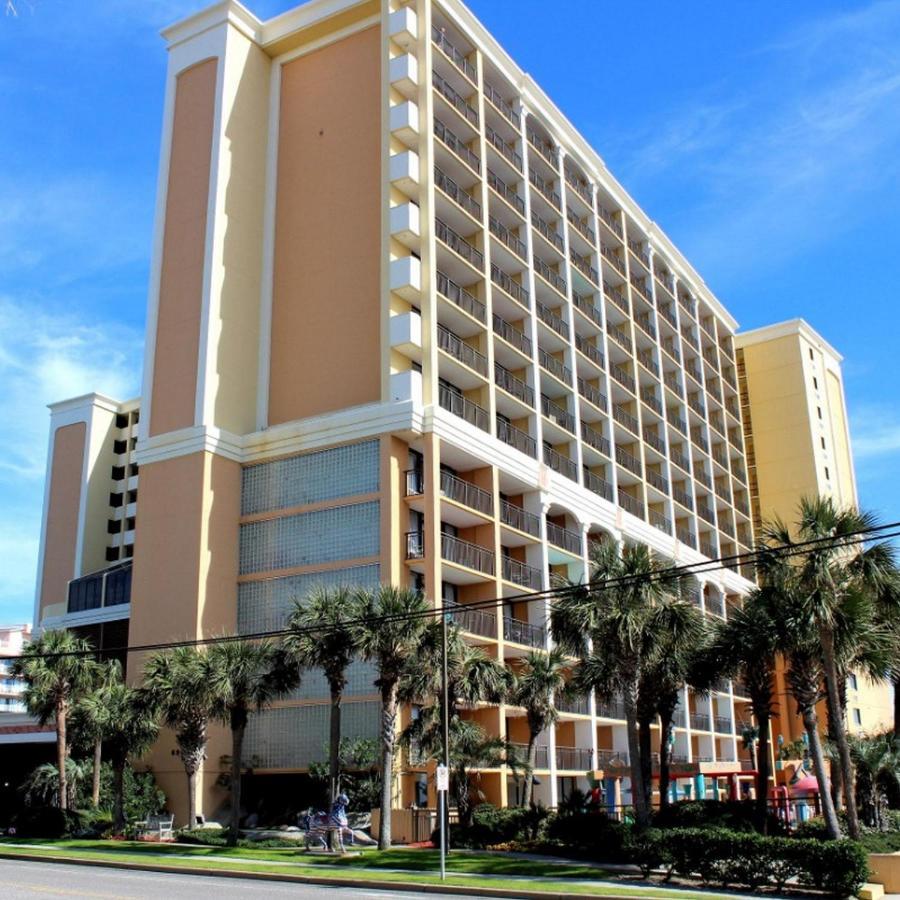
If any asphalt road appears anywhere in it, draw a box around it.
[0,858,489,899]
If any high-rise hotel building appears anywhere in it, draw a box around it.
[27,0,869,824]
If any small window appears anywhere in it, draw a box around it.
[130,437,137,450]
[131,410,140,424]
[824,467,830,481]
[127,489,138,504]
[812,377,818,391]
[848,673,858,691]
[123,544,134,558]
[809,348,814,360]
[109,492,124,508]
[853,708,862,726]
[128,463,139,477]
[107,520,120,535]
[821,437,826,450]
[113,439,127,454]
[106,546,121,562]
[125,516,136,531]
[817,407,823,420]
[111,466,125,481]
[115,413,129,429]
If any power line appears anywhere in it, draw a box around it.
[5,520,898,664]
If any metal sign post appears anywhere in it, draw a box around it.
[436,763,449,881]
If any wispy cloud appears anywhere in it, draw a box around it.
[851,405,900,461]
[607,1,900,278]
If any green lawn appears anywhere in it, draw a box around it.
[0,839,746,899]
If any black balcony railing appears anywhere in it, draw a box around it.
[487,168,525,215]
[546,521,581,554]
[597,699,627,720]
[436,218,484,269]
[573,292,603,327]
[485,123,522,171]
[436,270,485,323]
[432,69,479,127]
[575,334,605,369]
[483,80,518,126]
[647,469,669,495]
[529,168,561,210]
[534,256,567,295]
[442,532,495,574]
[541,394,575,433]
[435,165,482,219]
[494,362,533,406]
[501,556,543,590]
[538,348,571,384]
[497,417,536,458]
[581,421,610,456]
[438,470,493,515]
[649,509,672,535]
[604,281,629,314]
[608,322,632,353]
[569,251,598,285]
[500,500,541,538]
[503,615,546,647]
[532,210,565,253]
[618,488,644,518]
[556,746,593,770]
[438,384,489,432]
[564,169,592,206]
[536,300,569,338]
[527,130,558,168]
[598,206,623,237]
[492,313,531,356]
[690,713,710,731]
[431,25,477,83]
[434,117,480,172]
[584,468,614,502]
[566,208,595,244]
[437,324,488,376]
[544,445,578,481]
[446,601,496,639]
[555,692,591,716]
[491,263,529,307]
[489,215,527,260]
[610,363,636,394]
[612,404,640,435]
[578,377,608,412]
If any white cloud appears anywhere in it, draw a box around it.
[851,405,900,460]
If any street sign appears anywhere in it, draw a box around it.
[436,764,449,792]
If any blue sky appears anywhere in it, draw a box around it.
[1,0,899,624]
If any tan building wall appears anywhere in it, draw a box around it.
[268,25,382,426]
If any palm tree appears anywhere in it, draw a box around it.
[698,588,780,829]
[12,630,98,811]
[761,496,897,840]
[81,679,159,832]
[847,733,900,829]
[70,659,121,809]
[143,646,219,828]
[284,586,360,804]
[21,758,92,810]
[207,638,299,846]
[552,540,688,829]
[509,649,567,808]
[354,585,435,850]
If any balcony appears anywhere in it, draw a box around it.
[542,394,575,433]
[690,713,710,731]
[612,403,639,435]
[700,537,717,558]
[555,692,590,716]
[489,215,527,260]
[492,313,531,356]
[502,556,543,590]
[714,716,734,734]
[544,445,578,481]
[637,350,659,378]
[432,69,478,127]
[485,123,522,171]
[635,314,656,341]
[534,256,567,296]
[610,363,636,394]
[575,334,605,369]
[672,485,693,510]
[598,206,623,237]
[628,238,650,268]
[581,421,610,456]
[67,560,132,614]
[532,210,565,253]
[649,509,672,535]
[608,322,632,353]
[497,417,536,458]
[438,383,489,432]
[564,169,592,207]
[566,209,595,244]
[434,117,480,172]
[661,337,680,363]
[600,243,626,276]
[439,470,493,515]
[706,595,726,618]
[529,169,561,210]
[504,615,546,647]
[597,748,630,768]
[681,326,699,352]
[546,521,581,554]
[669,413,688,436]
[437,324,488,376]
[676,525,697,548]
[536,300,569,339]
[618,488,644,518]
[670,448,691,473]
[435,166,481,219]
[500,500,541,538]
[431,25,477,83]
[697,503,716,526]
[570,251,598,285]
[527,129,558,168]
[695,467,712,489]
[488,168,525,216]
[663,370,683,397]
[538,348,571,384]
[641,388,663,417]
[573,292,603,328]
[687,394,706,417]
[604,281,629,314]
[584,468,614,501]
[647,469,669,495]
[578,377,608,412]
[443,532,495,575]
[447,603,496,639]
[597,698,626,720]
[510,742,549,768]
[483,80,519,127]
[556,746,593,771]
[630,275,652,303]
[436,218,483,270]
[437,270,486,323]
[491,263,529,307]
[691,427,710,454]
[494,363,533,406]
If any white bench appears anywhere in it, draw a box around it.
[136,814,175,841]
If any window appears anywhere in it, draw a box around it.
[853,708,862,726]
[128,463,139,477]
[127,489,138,504]
[113,439,127,454]
[824,467,830,481]
[817,407,822,420]
[821,437,826,450]
[115,413,129,428]
[130,437,137,450]
[131,410,140,424]
[123,544,134,558]
[809,348,814,361]
[813,377,818,390]
[111,465,125,481]
[105,547,120,562]
[848,673,858,691]
[109,492,123,508]
[107,520,120,535]
[125,516,136,531]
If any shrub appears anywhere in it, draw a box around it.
[547,813,629,862]
[652,799,784,835]
[11,807,82,838]
[626,827,868,897]
[440,804,551,849]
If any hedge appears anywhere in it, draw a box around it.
[628,826,868,898]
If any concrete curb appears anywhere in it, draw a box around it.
[0,850,660,900]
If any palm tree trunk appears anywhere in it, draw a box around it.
[657,710,673,811]
[893,673,900,740]
[454,764,472,827]
[187,766,198,830]
[56,697,68,811]
[227,716,246,847]
[623,683,648,829]
[802,705,841,839]
[378,682,399,851]
[92,737,102,808]
[755,709,771,833]
[638,715,653,812]
[523,736,537,808]
[112,761,126,833]
[329,686,342,804]
[821,629,860,839]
